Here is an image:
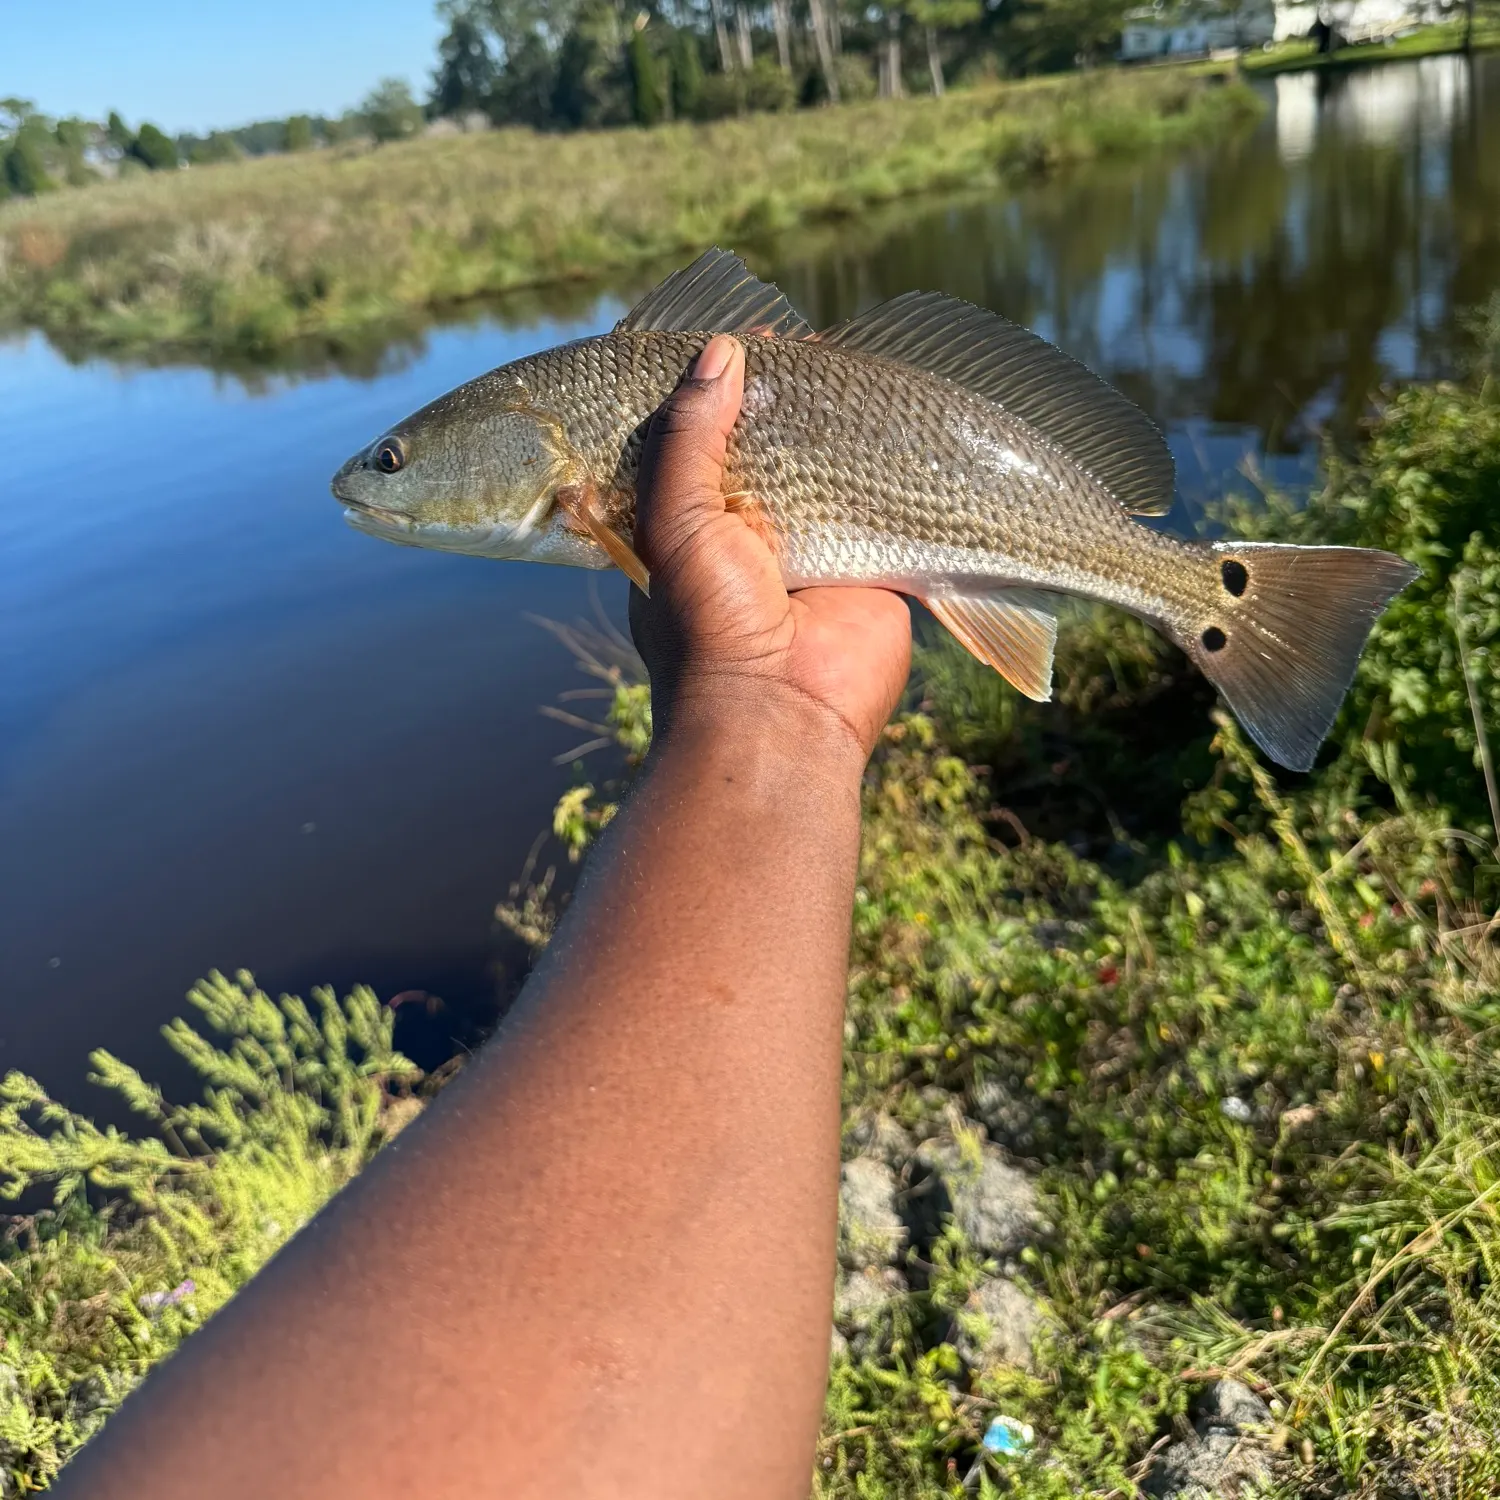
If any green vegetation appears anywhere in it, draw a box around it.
[0,67,1258,360]
[13,326,1492,1492]
[0,975,429,1490]
[530,338,1500,1493]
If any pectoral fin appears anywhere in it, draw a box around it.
[923,588,1059,701]
[557,484,651,596]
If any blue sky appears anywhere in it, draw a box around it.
[2,0,448,134]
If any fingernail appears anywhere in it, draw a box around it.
[694,337,734,382]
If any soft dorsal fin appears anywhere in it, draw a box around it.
[820,292,1174,518]
[922,586,1059,701]
[616,248,814,339]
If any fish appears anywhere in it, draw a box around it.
[331,247,1417,772]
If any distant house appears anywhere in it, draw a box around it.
[1270,0,1455,43]
[1120,0,1276,59]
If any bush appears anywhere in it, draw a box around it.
[128,123,178,171]
[3,130,54,196]
[628,26,667,126]
[670,29,706,119]
[744,57,799,112]
[359,78,424,144]
[0,973,429,1489]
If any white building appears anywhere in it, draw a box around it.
[1120,0,1451,58]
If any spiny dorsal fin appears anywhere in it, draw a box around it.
[922,587,1059,701]
[821,292,1174,518]
[616,248,814,339]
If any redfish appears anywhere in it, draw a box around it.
[332,249,1415,770]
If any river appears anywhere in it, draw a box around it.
[5,53,1498,1099]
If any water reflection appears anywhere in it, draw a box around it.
[765,52,1500,475]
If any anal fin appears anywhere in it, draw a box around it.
[557,483,651,596]
[923,588,1059,702]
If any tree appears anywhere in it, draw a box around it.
[359,78,424,142]
[628,21,668,125]
[285,114,315,151]
[771,0,793,70]
[3,125,54,196]
[1009,0,1131,68]
[105,110,133,152]
[432,10,499,115]
[53,116,98,185]
[671,28,705,117]
[877,7,904,97]
[188,131,244,164]
[0,97,35,133]
[549,0,632,128]
[806,0,842,101]
[490,31,561,124]
[906,0,981,94]
[707,0,736,70]
[129,121,178,170]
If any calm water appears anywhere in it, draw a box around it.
[6,54,1499,1099]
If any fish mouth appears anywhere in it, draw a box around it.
[341,495,411,523]
[340,497,418,537]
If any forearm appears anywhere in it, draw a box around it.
[66,703,864,1500]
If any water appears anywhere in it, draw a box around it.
[5,54,1499,1101]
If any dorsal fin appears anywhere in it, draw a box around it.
[616,248,814,338]
[820,292,1174,517]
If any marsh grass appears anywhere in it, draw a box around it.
[0,69,1258,359]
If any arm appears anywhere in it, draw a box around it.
[59,336,911,1500]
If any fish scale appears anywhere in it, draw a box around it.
[331,248,1418,772]
[523,329,1177,605]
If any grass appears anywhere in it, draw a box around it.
[7,324,1500,1491]
[0,67,1259,362]
[0,975,429,1490]
[1243,19,1500,76]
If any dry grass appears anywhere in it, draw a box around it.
[0,67,1257,358]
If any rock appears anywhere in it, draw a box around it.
[953,1275,1043,1372]
[1196,1379,1271,1436]
[833,1265,907,1361]
[830,1326,850,1363]
[1143,1380,1275,1499]
[838,1156,907,1269]
[905,1139,1043,1259]
[843,1111,916,1171]
[969,1073,1041,1153]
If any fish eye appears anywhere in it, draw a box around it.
[374,438,406,475]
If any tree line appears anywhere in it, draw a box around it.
[428,0,1127,128]
[0,0,1138,201]
[0,82,436,200]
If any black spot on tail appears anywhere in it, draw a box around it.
[1220,558,1248,596]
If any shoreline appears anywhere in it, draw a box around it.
[0,68,1259,363]
[1241,20,1500,76]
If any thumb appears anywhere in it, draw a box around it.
[634,335,745,573]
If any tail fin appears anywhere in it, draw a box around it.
[1189,542,1418,772]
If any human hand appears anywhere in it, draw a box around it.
[629,335,912,770]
